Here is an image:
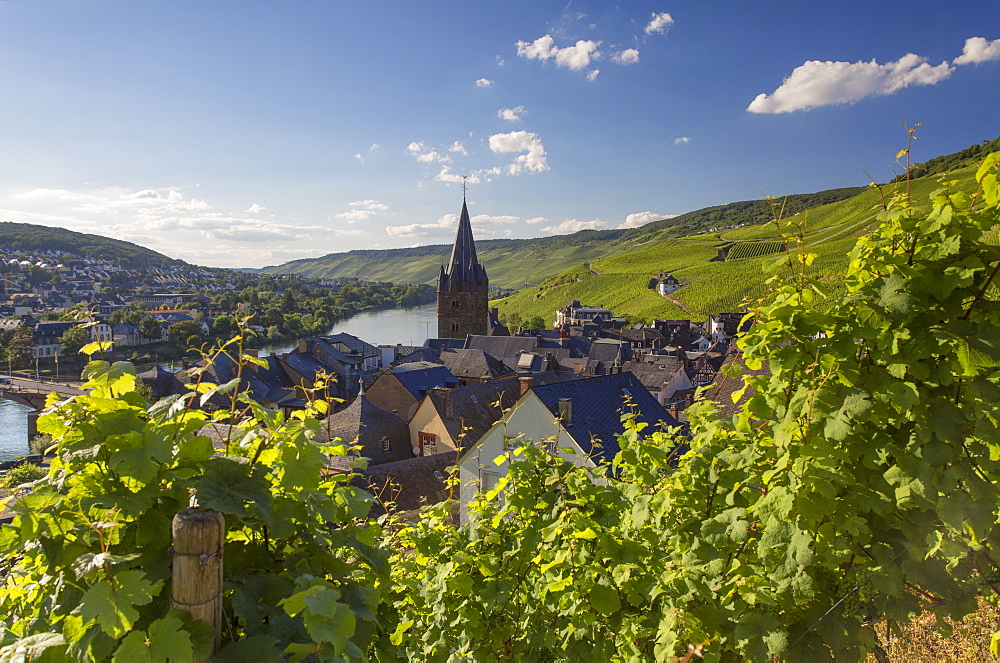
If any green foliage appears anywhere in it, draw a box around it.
[59,324,92,356]
[1,325,35,368]
[166,320,205,348]
[263,190,867,289]
[2,462,47,488]
[385,150,1000,660]
[3,147,1000,662]
[0,358,386,660]
[28,433,54,456]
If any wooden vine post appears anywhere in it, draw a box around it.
[171,508,225,660]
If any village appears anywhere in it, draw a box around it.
[0,201,752,526]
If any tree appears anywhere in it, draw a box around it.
[2,325,34,369]
[523,314,547,330]
[59,325,92,356]
[211,315,237,339]
[138,316,163,342]
[166,320,204,348]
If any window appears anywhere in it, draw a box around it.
[451,322,460,332]
[381,437,391,453]
[419,431,437,455]
[481,471,500,492]
[451,300,460,308]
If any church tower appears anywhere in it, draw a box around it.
[438,198,489,338]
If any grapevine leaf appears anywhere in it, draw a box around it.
[79,572,159,639]
[193,457,271,518]
[589,584,621,616]
[214,636,284,663]
[0,633,66,661]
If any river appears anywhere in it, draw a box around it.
[260,302,439,355]
[0,398,33,461]
[0,304,442,451]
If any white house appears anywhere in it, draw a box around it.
[458,372,681,524]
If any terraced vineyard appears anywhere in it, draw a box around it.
[493,163,983,324]
[726,241,784,260]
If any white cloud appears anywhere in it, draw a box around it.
[448,141,468,155]
[354,153,364,162]
[645,12,674,36]
[587,69,600,82]
[475,78,494,88]
[385,212,518,238]
[617,211,676,229]
[406,141,451,164]
[516,34,601,71]
[1,185,341,263]
[612,48,640,65]
[954,37,1000,65]
[674,136,692,145]
[525,217,547,224]
[747,53,954,114]
[332,200,389,224]
[498,105,526,121]
[488,131,549,175]
[541,218,607,234]
[370,143,380,151]
[435,166,482,185]
[496,55,506,66]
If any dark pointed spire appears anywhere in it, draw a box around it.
[440,198,488,291]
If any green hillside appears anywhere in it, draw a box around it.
[493,163,984,324]
[262,187,865,289]
[0,221,184,269]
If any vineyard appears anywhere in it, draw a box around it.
[493,161,984,324]
[725,241,784,260]
[3,152,1000,661]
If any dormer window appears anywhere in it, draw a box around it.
[381,437,391,453]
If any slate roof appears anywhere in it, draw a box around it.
[137,365,188,399]
[283,352,328,383]
[424,338,466,353]
[439,199,488,292]
[438,348,514,381]
[351,451,457,518]
[620,358,686,391]
[530,371,679,465]
[389,361,459,399]
[318,395,413,465]
[465,334,589,360]
[425,379,522,448]
[394,347,441,366]
[321,332,379,357]
[701,354,771,420]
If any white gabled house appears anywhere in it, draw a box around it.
[457,372,681,524]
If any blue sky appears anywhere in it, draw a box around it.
[0,1,997,268]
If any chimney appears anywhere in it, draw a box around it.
[669,401,679,421]
[518,371,532,396]
[270,352,276,357]
[181,357,189,369]
[245,348,259,358]
[558,398,572,425]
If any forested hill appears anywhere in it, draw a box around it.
[0,222,184,269]
[261,186,865,289]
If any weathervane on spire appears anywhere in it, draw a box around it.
[461,175,468,197]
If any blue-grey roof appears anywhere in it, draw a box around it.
[439,199,488,292]
[283,352,327,382]
[390,361,459,398]
[530,372,679,465]
[321,332,379,357]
